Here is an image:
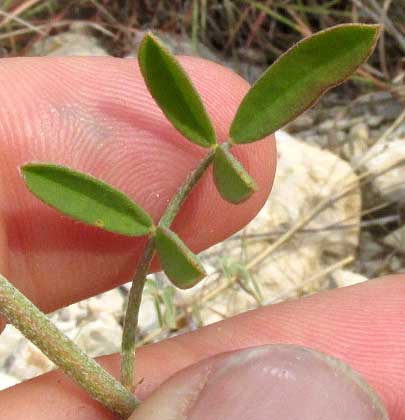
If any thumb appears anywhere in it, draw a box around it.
[131,345,387,420]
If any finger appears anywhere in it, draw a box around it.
[131,345,387,420]
[0,275,403,419]
[0,56,275,315]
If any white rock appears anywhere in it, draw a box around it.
[7,342,54,381]
[28,23,108,57]
[98,289,125,314]
[73,313,122,357]
[263,131,360,258]
[0,325,24,366]
[331,269,368,288]
[362,139,405,202]
[342,123,370,162]
[85,289,125,321]
[138,294,159,333]
[0,325,55,383]
[0,373,19,390]
[55,290,125,357]
[49,303,88,333]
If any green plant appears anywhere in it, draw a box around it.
[0,24,381,418]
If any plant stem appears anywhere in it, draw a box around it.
[160,149,216,227]
[120,148,215,392]
[121,236,155,391]
[0,273,138,419]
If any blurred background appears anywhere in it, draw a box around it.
[0,0,404,389]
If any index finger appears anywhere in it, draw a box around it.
[0,55,275,317]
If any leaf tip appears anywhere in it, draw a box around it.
[19,165,27,178]
[139,31,158,50]
[366,23,382,48]
[20,162,34,174]
[138,31,168,65]
[20,162,40,184]
[354,23,382,49]
[137,30,217,148]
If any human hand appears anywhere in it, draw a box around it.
[0,56,403,419]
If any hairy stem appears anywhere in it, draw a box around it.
[121,236,155,391]
[0,273,138,419]
[160,149,216,227]
[120,148,215,392]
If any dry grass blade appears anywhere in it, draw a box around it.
[0,0,42,28]
[354,109,405,168]
[0,8,45,35]
[0,20,68,41]
[263,256,355,305]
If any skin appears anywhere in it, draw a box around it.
[0,56,403,419]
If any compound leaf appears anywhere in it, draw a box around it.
[138,33,217,148]
[213,145,257,204]
[156,226,206,289]
[230,24,380,143]
[21,163,153,236]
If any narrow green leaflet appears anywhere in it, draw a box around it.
[138,33,217,148]
[155,226,206,289]
[230,24,380,143]
[213,145,258,204]
[21,163,154,236]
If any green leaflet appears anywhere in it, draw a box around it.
[138,33,217,148]
[213,145,257,204]
[155,226,206,289]
[230,24,380,143]
[21,163,153,236]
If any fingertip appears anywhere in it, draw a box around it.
[0,54,276,314]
